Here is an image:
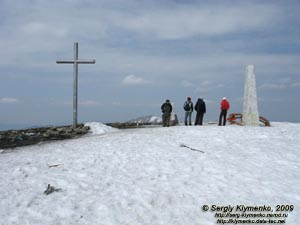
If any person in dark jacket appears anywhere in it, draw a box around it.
[183,97,193,125]
[218,97,230,126]
[161,99,173,127]
[194,98,206,125]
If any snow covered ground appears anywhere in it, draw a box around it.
[0,122,300,225]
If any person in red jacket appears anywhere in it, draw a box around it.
[218,97,230,126]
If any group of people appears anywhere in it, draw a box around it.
[161,97,230,127]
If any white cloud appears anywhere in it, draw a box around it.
[79,100,99,106]
[259,80,300,91]
[114,3,280,40]
[51,99,100,107]
[112,102,121,106]
[291,82,300,88]
[50,100,71,106]
[0,97,19,104]
[194,80,224,94]
[259,83,287,91]
[271,98,285,102]
[20,22,47,34]
[122,75,151,85]
[181,80,193,87]
[20,21,68,38]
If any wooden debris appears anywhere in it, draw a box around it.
[47,163,64,168]
[180,144,204,153]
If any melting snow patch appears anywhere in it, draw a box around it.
[85,122,118,135]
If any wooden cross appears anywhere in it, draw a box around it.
[56,42,95,128]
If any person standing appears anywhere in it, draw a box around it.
[183,97,193,126]
[218,97,230,126]
[161,99,173,127]
[194,98,206,125]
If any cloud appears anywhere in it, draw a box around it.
[122,75,151,85]
[0,97,19,104]
[51,99,100,107]
[259,79,300,91]
[113,3,281,40]
[112,102,121,106]
[79,100,99,107]
[181,80,193,87]
[291,82,300,88]
[194,80,224,94]
[271,98,285,102]
[19,21,68,38]
[259,83,287,91]
[50,100,72,106]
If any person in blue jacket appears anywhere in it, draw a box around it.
[183,97,193,126]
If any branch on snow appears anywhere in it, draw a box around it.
[47,163,64,168]
[179,144,204,153]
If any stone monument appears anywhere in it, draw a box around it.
[242,64,260,126]
[170,102,179,126]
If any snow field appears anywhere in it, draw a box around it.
[0,122,300,224]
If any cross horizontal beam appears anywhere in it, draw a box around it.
[56,59,95,64]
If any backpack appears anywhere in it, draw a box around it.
[184,102,190,111]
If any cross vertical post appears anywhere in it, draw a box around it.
[73,43,78,128]
[56,42,96,128]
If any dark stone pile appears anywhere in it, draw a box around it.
[0,124,90,149]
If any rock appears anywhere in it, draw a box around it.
[0,124,90,149]
[43,184,62,195]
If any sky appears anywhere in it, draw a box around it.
[0,0,300,129]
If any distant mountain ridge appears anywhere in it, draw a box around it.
[0,123,36,131]
[126,115,162,124]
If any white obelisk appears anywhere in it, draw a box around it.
[242,65,260,126]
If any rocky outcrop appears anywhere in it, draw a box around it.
[0,124,90,149]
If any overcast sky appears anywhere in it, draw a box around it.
[0,0,300,128]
